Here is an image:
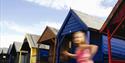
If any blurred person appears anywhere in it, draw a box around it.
[62,31,98,63]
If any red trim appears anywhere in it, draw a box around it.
[111,16,125,38]
[112,60,125,63]
[107,29,112,63]
[100,0,123,33]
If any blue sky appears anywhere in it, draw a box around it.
[0,0,117,48]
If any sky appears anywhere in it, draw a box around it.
[0,0,117,48]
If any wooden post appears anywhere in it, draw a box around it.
[51,38,56,63]
[19,51,22,63]
[30,48,32,63]
[107,29,112,63]
[37,44,40,63]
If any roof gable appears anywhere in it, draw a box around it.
[100,0,125,40]
[13,42,22,52]
[7,44,12,54]
[58,9,104,37]
[57,9,88,36]
[38,26,58,43]
[72,9,105,30]
[0,48,2,54]
[24,33,40,48]
[2,48,8,54]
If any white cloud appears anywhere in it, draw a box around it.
[25,0,117,17]
[1,20,41,34]
[40,21,61,29]
[0,20,61,36]
[0,34,24,48]
[100,0,117,8]
[70,0,117,17]
[25,0,71,10]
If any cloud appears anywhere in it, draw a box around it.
[1,20,41,34]
[100,0,117,8]
[25,0,71,10]
[70,0,117,17]
[0,20,61,34]
[0,20,25,47]
[0,34,24,48]
[25,0,117,17]
[40,21,62,29]
[0,20,61,47]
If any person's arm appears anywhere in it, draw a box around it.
[89,45,98,57]
[62,50,76,58]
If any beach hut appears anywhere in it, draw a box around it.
[7,44,12,63]
[100,0,125,63]
[0,48,2,54]
[0,48,2,62]
[1,48,9,63]
[37,26,58,63]
[19,33,40,63]
[8,42,22,63]
[56,9,105,63]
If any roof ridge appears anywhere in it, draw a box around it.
[25,33,40,48]
[71,9,105,30]
[47,26,58,35]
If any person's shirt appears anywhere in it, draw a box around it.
[76,48,93,63]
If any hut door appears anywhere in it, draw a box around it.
[89,31,103,63]
[21,53,30,63]
[27,53,30,63]
[21,54,27,63]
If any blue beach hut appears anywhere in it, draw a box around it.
[56,9,105,63]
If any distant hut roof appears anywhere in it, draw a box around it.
[7,44,12,54]
[13,42,22,52]
[38,26,58,43]
[49,26,58,35]
[25,33,40,48]
[0,48,2,54]
[21,33,49,50]
[2,48,8,54]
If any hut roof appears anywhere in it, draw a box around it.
[21,33,49,50]
[49,26,58,35]
[7,44,12,54]
[13,42,22,52]
[38,26,58,43]
[25,33,40,48]
[2,48,8,54]
[0,48,2,54]
[100,0,125,40]
[72,9,105,30]
[57,9,104,36]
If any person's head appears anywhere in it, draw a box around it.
[72,31,87,45]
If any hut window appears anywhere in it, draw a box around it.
[40,44,50,50]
